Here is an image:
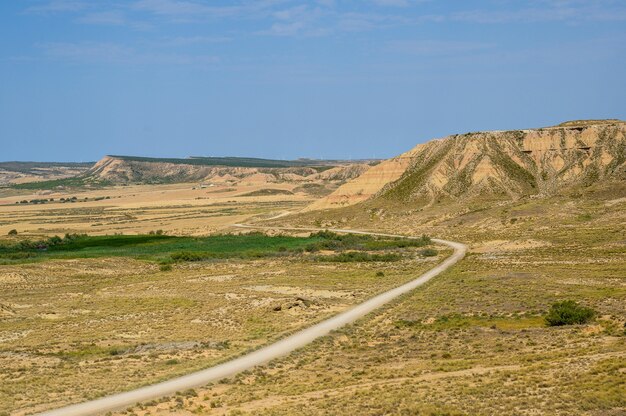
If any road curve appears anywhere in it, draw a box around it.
[39,226,466,416]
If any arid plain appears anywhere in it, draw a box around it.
[1,121,625,416]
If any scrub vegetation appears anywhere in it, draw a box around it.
[0,226,444,415]
[0,231,432,266]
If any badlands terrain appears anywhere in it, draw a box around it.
[0,120,624,415]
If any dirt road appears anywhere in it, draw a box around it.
[38,226,466,416]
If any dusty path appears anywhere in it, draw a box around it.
[39,226,466,416]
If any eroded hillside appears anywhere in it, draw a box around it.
[309,120,625,210]
[88,156,371,189]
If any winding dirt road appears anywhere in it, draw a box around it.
[39,226,466,416]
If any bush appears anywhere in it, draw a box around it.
[170,251,206,262]
[376,271,385,277]
[421,248,438,257]
[545,300,595,326]
[7,229,17,236]
[159,264,172,272]
[47,235,63,246]
[317,252,401,263]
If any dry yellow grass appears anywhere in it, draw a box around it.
[2,176,624,416]
[106,185,626,416]
[112,228,625,416]
[0,226,445,415]
[0,182,315,237]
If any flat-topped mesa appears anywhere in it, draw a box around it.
[307,120,626,211]
[85,155,373,187]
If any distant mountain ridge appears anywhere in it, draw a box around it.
[308,120,626,210]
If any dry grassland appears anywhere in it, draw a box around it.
[0,233,445,415]
[113,192,626,415]
[114,234,625,416]
[0,183,314,237]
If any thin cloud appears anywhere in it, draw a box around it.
[38,41,219,66]
[76,11,126,25]
[160,36,232,46]
[131,0,246,19]
[24,0,89,14]
[258,4,332,37]
[371,0,410,7]
[133,0,215,15]
[387,40,496,55]
[75,10,153,30]
[262,21,307,36]
[40,41,134,63]
[451,3,626,24]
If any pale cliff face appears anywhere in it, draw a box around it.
[308,121,626,211]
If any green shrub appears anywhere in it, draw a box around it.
[545,300,596,326]
[171,251,206,262]
[47,235,63,246]
[7,229,17,236]
[421,248,438,257]
[376,271,385,277]
[108,347,124,356]
[159,264,172,272]
[317,252,401,263]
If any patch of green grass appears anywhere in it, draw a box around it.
[0,233,324,264]
[0,231,428,265]
[395,314,545,331]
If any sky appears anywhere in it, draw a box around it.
[1,0,625,162]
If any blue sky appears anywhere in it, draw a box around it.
[1,0,625,162]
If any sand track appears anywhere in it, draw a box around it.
[38,226,466,416]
